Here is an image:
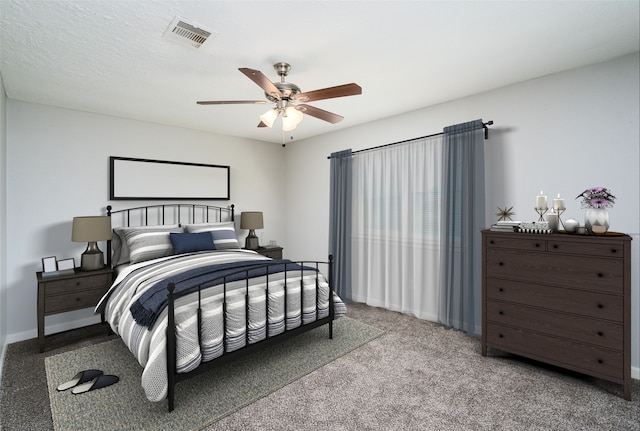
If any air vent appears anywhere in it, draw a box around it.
[162,17,215,49]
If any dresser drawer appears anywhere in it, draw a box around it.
[44,273,112,296]
[486,279,623,321]
[44,287,107,314]
[486,322,623,381]
[485,235,547,251]
[486,249,624,293]
[486,300,623,350]
[547,240,625,258]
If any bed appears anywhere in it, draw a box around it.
[95,203,347,411]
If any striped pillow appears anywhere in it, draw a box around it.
[112,224,180,266]
[123,226,184,264]
[184,222,241,250]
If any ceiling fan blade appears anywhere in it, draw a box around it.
[295,83,362,103]
[239,68,283,100]
[197,100,268,105]
[298,104,344,124]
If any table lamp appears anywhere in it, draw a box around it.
[72,216,112,271]
[240,211,263,250]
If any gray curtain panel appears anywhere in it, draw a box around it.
[438,119,485,334]
[329,149,353,300]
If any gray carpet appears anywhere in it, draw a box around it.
[43,317,382,431]
[2,303,639,430]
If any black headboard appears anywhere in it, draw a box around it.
[105,203,235,267]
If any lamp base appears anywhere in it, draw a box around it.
[80,242,105,271]
[245,229,259,250]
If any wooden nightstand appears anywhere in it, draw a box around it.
[36,267,113,352]
[254,246,283,259]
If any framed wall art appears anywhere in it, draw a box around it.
[110,156,230,200]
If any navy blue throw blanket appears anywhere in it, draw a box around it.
[130,259,317,329]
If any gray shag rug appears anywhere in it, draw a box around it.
[44,317,382,431]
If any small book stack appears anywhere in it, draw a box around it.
[490,221,521,232]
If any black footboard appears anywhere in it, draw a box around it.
[165,255,335,412]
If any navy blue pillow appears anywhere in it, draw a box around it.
[170,232,216,254]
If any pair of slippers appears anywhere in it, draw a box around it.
[56,369,119,394]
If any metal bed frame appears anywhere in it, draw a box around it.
[105,203,335,411]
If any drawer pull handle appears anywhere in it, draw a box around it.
[597,359,604,364]
[499,311,504,315]
[611,249,617,254]
[597,303,604,309]
[498,334,504,338]
[490,240,495,244]
[553,244,558,249]
[498,288,504,292]
[75,297,81,302]
[597,273,604,278]
[535,243,540,248]
[498,262,504,266]
[597,331,604,337]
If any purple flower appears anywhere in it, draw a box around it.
[576,187,616,209]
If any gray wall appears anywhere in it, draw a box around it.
[0,69,7,372]
[4,102,286,341]
[283,53,640,377]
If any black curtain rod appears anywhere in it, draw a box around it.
[327,120,493,159]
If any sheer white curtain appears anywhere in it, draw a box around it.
[351,135,443,320]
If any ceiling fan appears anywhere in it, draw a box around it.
[197,62,362,131]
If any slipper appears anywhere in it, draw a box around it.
[71,374,119,394]
[56,369,104,391]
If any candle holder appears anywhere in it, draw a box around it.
[555,208,566,230]
[534,207,548,222]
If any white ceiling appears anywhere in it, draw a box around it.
[1,1,638,144]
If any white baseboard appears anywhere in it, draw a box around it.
[4,315,103,345]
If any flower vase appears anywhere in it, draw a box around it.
[585,208,609,234]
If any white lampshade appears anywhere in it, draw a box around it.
[259,109,279,128]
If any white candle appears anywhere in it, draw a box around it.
[553,194,565,210]
[547,212,559,232]
[536,191,547,209]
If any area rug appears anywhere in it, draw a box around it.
[45,317,383,431]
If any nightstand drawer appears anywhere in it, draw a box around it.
[44,273,112,296]
[44,287,107,314]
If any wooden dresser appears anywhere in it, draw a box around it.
[481,230,632,400]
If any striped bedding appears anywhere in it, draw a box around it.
[96,249,346,402]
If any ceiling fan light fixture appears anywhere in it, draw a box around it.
[259,108,279,128]
[281,115,297,132]
[285,106,303,125]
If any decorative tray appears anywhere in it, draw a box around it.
[558,230,626,236]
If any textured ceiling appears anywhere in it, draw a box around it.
[1,1,638,144]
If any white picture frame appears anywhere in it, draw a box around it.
[42,256,57,273]
[57,258,75,271]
